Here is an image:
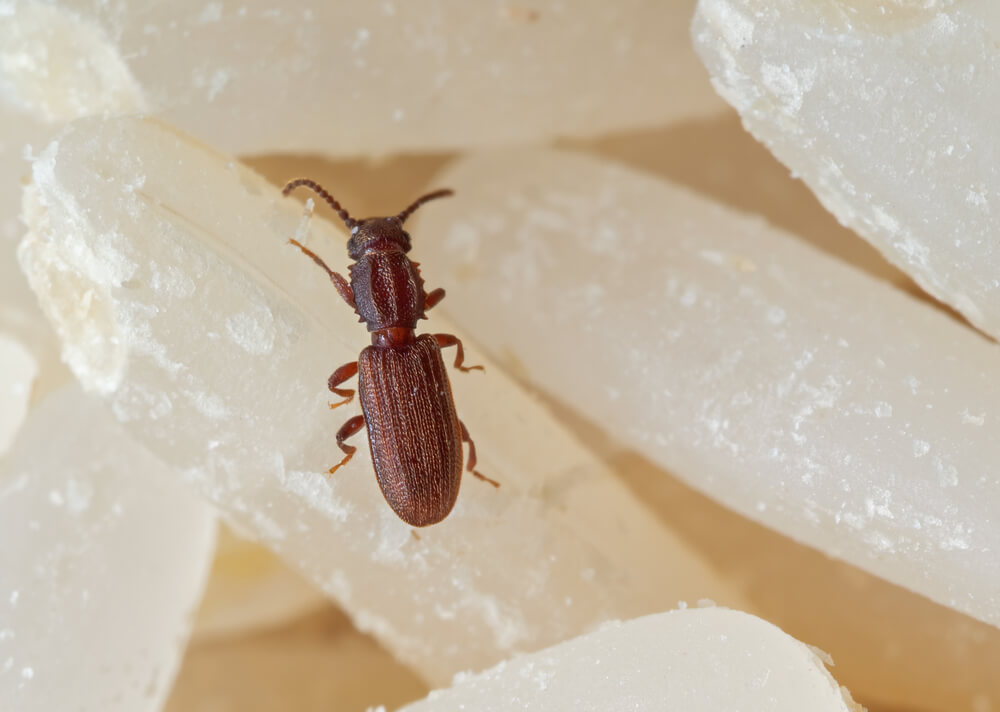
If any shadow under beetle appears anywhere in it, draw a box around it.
[283,178,498,527]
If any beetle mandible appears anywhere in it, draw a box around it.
[283,178,499,527]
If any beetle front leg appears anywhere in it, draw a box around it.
[289,238,356,309]
[434,333,484,373]
[460,420,499,487]
[424,287,446,311]
[328,414,366,475]
[328,361,359,409]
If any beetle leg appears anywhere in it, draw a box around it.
[459,420,499,488]
[424,287,446,311]
[328,415,366,475]
[434,333,484,373]
[328,361,359,409]
[329,272,356,310]
[289,238,356,309]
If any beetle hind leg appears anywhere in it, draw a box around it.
[328,415,366,475]
[328,361,359,409]
[460,420,499,488]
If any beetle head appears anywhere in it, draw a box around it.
[347,218,412,258]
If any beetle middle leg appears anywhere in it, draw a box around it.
[434,333,484,373]
[328,361,359,409]
[460,420,499,488]
[424,287,446,311]
[328,415,366,475]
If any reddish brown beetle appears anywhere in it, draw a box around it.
[284,178,498,527]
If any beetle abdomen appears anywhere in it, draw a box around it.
[358,334,463,526]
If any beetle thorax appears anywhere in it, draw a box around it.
[349,247,426,333]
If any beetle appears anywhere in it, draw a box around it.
[283,178,498,527]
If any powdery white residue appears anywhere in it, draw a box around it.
[694,404,741,457]
[940,535,970,551]
[149,262,196,299]
[791,375,843,437]
[819,155,857,196]
[278,468,350,523]
[892,232,931,270]
[930,11,958,36]
[532,665,555,692]
[186,389,230,420]
[111,382,173,422]
[865,489,895,521]
[920,515,974,552]
[912,439,930,457]
[120,302,183,377]
[872,205,900,235]
[961,409,985,426]
[225,304,276,355]
[459,591,529,651]
[208,69,232,101]
[813,185,859,235]
[700,0,754,51]
[371,508,421,567]
[252,510,286,542]
[933,456,959,488]
[864,530,896,554]
[193,66,233,102]
[760,62,815,115]
[325,569,352,601]
[966,186,988,208]
[0,1,148,119]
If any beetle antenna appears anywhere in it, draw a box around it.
[396,189,454,224]
[283,178,358,230]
